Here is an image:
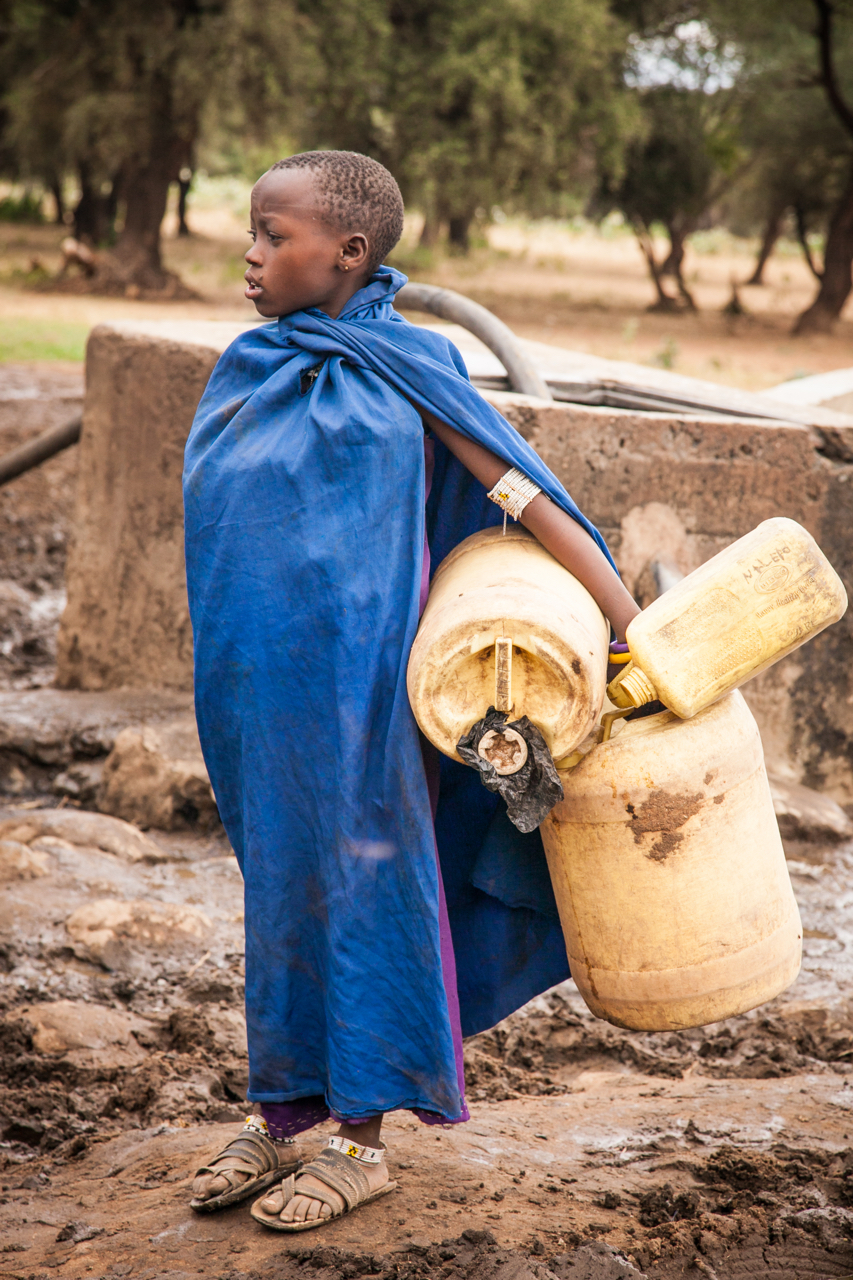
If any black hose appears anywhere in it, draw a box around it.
[0,415,82,488]
[396,282,552,401]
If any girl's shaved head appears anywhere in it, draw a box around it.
[269,151,404,273]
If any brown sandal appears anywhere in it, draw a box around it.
[190,1120,302,1213]
[250,1144,397,1232]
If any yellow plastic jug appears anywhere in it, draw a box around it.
[407,526,610,762]
[540,690,802,1031]
[609,517,847,718]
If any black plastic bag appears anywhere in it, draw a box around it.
[456,706,564,834]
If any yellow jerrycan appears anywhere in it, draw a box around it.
[540,690,802,1031]
[610,517,847,718]
[407,526,610,762]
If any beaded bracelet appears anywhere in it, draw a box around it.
[609,640,631,665]
[487,468,543,533]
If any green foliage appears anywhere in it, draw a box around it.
[1,1,229,185]
[713,0,853,242]
[606,84,741,231]
[293,0,638,246]
[8,0,853,293]
[0,0,639,262]
[0,191,44,222]
[0,0,303,276]
[393,0,636,226]
[702,0,853,326]
[592,15,751,306]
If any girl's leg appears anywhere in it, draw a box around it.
[266,1115,391,1225]
[337,1117,383,1147]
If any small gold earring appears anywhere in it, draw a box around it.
[344,264,349,271]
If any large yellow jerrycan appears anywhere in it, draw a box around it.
[540,690,802,1031]
[407,526,610,762]
[610,517,847,718]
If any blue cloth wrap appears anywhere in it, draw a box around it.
[183,266,614,1122]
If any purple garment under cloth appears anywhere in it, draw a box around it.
[261,436,469,1140]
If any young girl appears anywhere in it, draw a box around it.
[184,151,639,1232]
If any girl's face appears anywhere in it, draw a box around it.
[245,168,370,319]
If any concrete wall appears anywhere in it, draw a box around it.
[57,322,853,800]
[57,323,246,692]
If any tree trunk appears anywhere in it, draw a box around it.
[748,207,785,285]
[114,156,175,283]
[794,171,853,334]
[660,226,685,279]
[74,165,116,245]
[86,69,195,296]
[794,205,824,281]
[661,219,698,309]
[634,221,679,312]
[419,212,443,247]
[448,213,473,252]
[49,175,65,225]
[664,222,697,310]
[177,173,192,237]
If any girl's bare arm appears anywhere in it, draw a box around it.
[422,410,640,642]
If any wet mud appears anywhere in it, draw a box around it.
[2,818,853,1278]
[0,365,81,695]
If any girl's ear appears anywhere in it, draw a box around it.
[340,232,370,272]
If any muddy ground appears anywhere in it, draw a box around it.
[0,363,81,694]
[3,817,853,1280]
[3,365,853,1279]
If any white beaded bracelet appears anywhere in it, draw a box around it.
[487,467,543,532]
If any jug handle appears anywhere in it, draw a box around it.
[600,707,635,742]
[495,636,512,713]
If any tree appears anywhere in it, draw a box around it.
[794,0,853,332]
[597,63,745,309]
[707,0,853,332]
[736,111,848,287]
[295,0,636,252]
[1,0,637,282]
[0,0,300,294]
[393,0,636,249]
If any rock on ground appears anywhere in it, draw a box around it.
[7,998,150,1066]
[769,774,853,843]
[0,687,217,829]
[552,1242,646,1277]
[98,720,219,830]
[66,897,212,969]
[0,837,48,880]
[0,804,167,861]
